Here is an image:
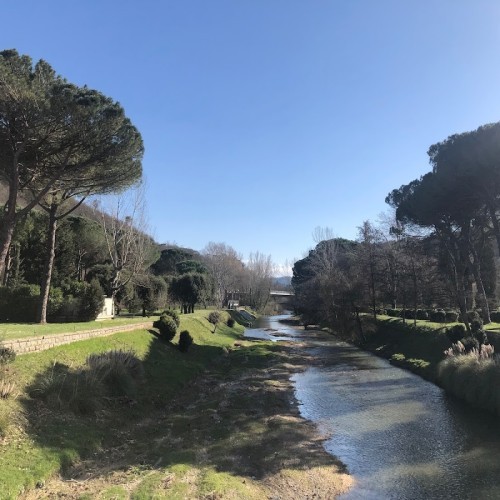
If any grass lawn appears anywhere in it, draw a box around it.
[0,316,158,341]
[0,309,350,499]
[0,309,242,498]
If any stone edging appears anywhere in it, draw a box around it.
[2,322,154,355]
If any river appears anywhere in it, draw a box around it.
[245,314,500,499]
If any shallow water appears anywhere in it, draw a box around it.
[293,339,500,499]
[247,315,500,499]
[243,313,304,342]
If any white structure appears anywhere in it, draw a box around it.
[96,297,115,320]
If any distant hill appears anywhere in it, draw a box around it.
[273,276,292,288]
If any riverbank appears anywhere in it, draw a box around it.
[359,316,450,382]
[0,311,350,498]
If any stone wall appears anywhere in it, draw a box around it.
[2,321,153,355]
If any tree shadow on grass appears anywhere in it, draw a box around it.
[18,336,345,496]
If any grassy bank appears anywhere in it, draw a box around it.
[360,316,500,415]
[0,310,350,499]
[361,316,452,381]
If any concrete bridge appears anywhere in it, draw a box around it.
[269,290,294,308]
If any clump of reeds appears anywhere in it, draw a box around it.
[438,342,500,414]
[29,350,144,415]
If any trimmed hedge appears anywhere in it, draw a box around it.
[153,315,177,341]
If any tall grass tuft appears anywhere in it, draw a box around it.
[438,342,500,414]
[30,350,145,415]
[87,350,144,400]
[29,363,105,415]
[86,349,144,381]
[0,379,16,399]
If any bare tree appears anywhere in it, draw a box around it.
[202,242,244,308]
[245,252,274,310]
[95,185,157,306]
[312,226,336,244]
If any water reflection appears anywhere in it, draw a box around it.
[293,344,500,499]
[251,316,500,499]
[243,313,304,342]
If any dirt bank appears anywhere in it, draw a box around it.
[26,341,351,499]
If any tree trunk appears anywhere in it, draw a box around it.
[463,225,491,324]
[487,203,500,256]
[37,205,58,324]
[369,261,377,320]
[0,215,16,283]
[468,249,491,323]
[354,305,366,343]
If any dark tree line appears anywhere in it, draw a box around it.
[293,122,500,335]
[0,49,143,322]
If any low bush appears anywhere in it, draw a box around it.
[161,309,180,328]
[446,324,467,344]
[461,336,480,353]
[78,279,105,321]
[471,318,484,333]
[429,310,446,323]
[0,284,39,322]
[386,308,400,317]
[466,310,481,323]
[0,347,16,365]
[208,311,222,333]
[227,317,235,328]
[153,315,178,341]
[416,309,429,320]
[445,310,459,323]
[490,311,500,323]
[400,309,415,320]
[178,330,194,352]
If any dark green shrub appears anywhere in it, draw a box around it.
[0,347,16,365]
[161,309,180,328]
[78,279,105,321]
[386,309,400,317]
[208,311,222,332]
[446,324,467,344]
[490,311,500,323]
[465,310,481,323]
[445,310,459,323]
[416,309,429,320]
[227,317,235,327]
[0,284,40,322]
[471,318,484,333]
[153,315,177,341]
[376,308,387,315]
[461,336,480,353]
[429,310,446,323]
[178,330,193,352]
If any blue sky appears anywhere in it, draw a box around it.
[3,1,500,272]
